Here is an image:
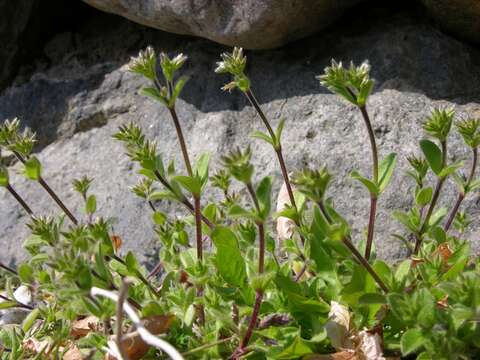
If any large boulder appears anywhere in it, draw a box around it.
[1,3,480,266]
[81,0,364,49]
[420,0,480,44]
[0,0,93,90]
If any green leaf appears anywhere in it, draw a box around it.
[125,251,139,273]
[350,171,379,195]
[378,153,397,192]
[228,204,257,221]
[438,161,464,178]
[18,263,34,283]
[169,76,189,107]
[22,308,40,333]
[85,195,97,215]
[256,176,272,220]
[173,175,202,196]
[251,130,274,146]
[428,207,447,227]
[401,328,424,355]
[193,153,210,184]
[394,259,411,285]
[152,211,167,225]
[274,118,286,149]
[0,166,9,187]
[77,266,92,290]
[24,156,42,180]
[211,227,247,287]
[415,187,433,207]
[309,234,335,275]
[141,87,168,107]
[420,139,443,175]
[0,301,18,309]
[359,293,386,305]
[311,206,331,238]
[277,336,313,359]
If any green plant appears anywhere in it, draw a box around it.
[0,47,480,360]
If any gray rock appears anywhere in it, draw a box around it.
[420,0,480,45]
[81,0,364,49]
[1,4,480,267]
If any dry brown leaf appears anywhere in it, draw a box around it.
[356,329,385,360]
[111,235,123,252]
[325,301,354,350]
[63,345,83,360]
[434,243,453,263]
[71,315,100,339]
[23,338,52,355]
[304,351,358,360]
[436,294,449,309]
[105,315,174,360]
[276,182,296,242]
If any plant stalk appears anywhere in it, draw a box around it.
[168,107,193,176]
[414,140,447,254]
[0,294,34,310]
[0,262,18,276]
[153,169,214,229]
[444,147,478,231]
[342,237,389,293]
[238,290,263,354]
[244,89,296,209]
[236,182,266,353]
[11,150,78,225]
[358,105,379,260]
[317,203,388,292]
[6,184,34,217]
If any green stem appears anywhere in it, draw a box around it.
[182,336,234,356]
[244,89,296,210]
[358,105,378,260]
[6,183,34,217]
[415,140,447,254]
[168,107,193,176]
[342,237,389,293]
[11,150,78,225]
[444,147,477,231]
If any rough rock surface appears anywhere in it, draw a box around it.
[0,0,87,89]
[1,3,480,266]
[81,0,364,49]
[420,0,480,45]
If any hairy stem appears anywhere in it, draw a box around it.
[364,196,377,259]
[358,105,379,260]
[342,237,389,293]
[194,196,203,262]
[414,140,447,254]
[317,203,388,292]
[168,107,193,176]
[238,290,263,353]
[167,104,205,326]
[11,150,78,225]
[0,294,33,310]
[235,182,266,353]
[6,184,34,217]
[0,262,18,276]
[444,147,477,231]
[153,170,214,229]
[244,89,296,209]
